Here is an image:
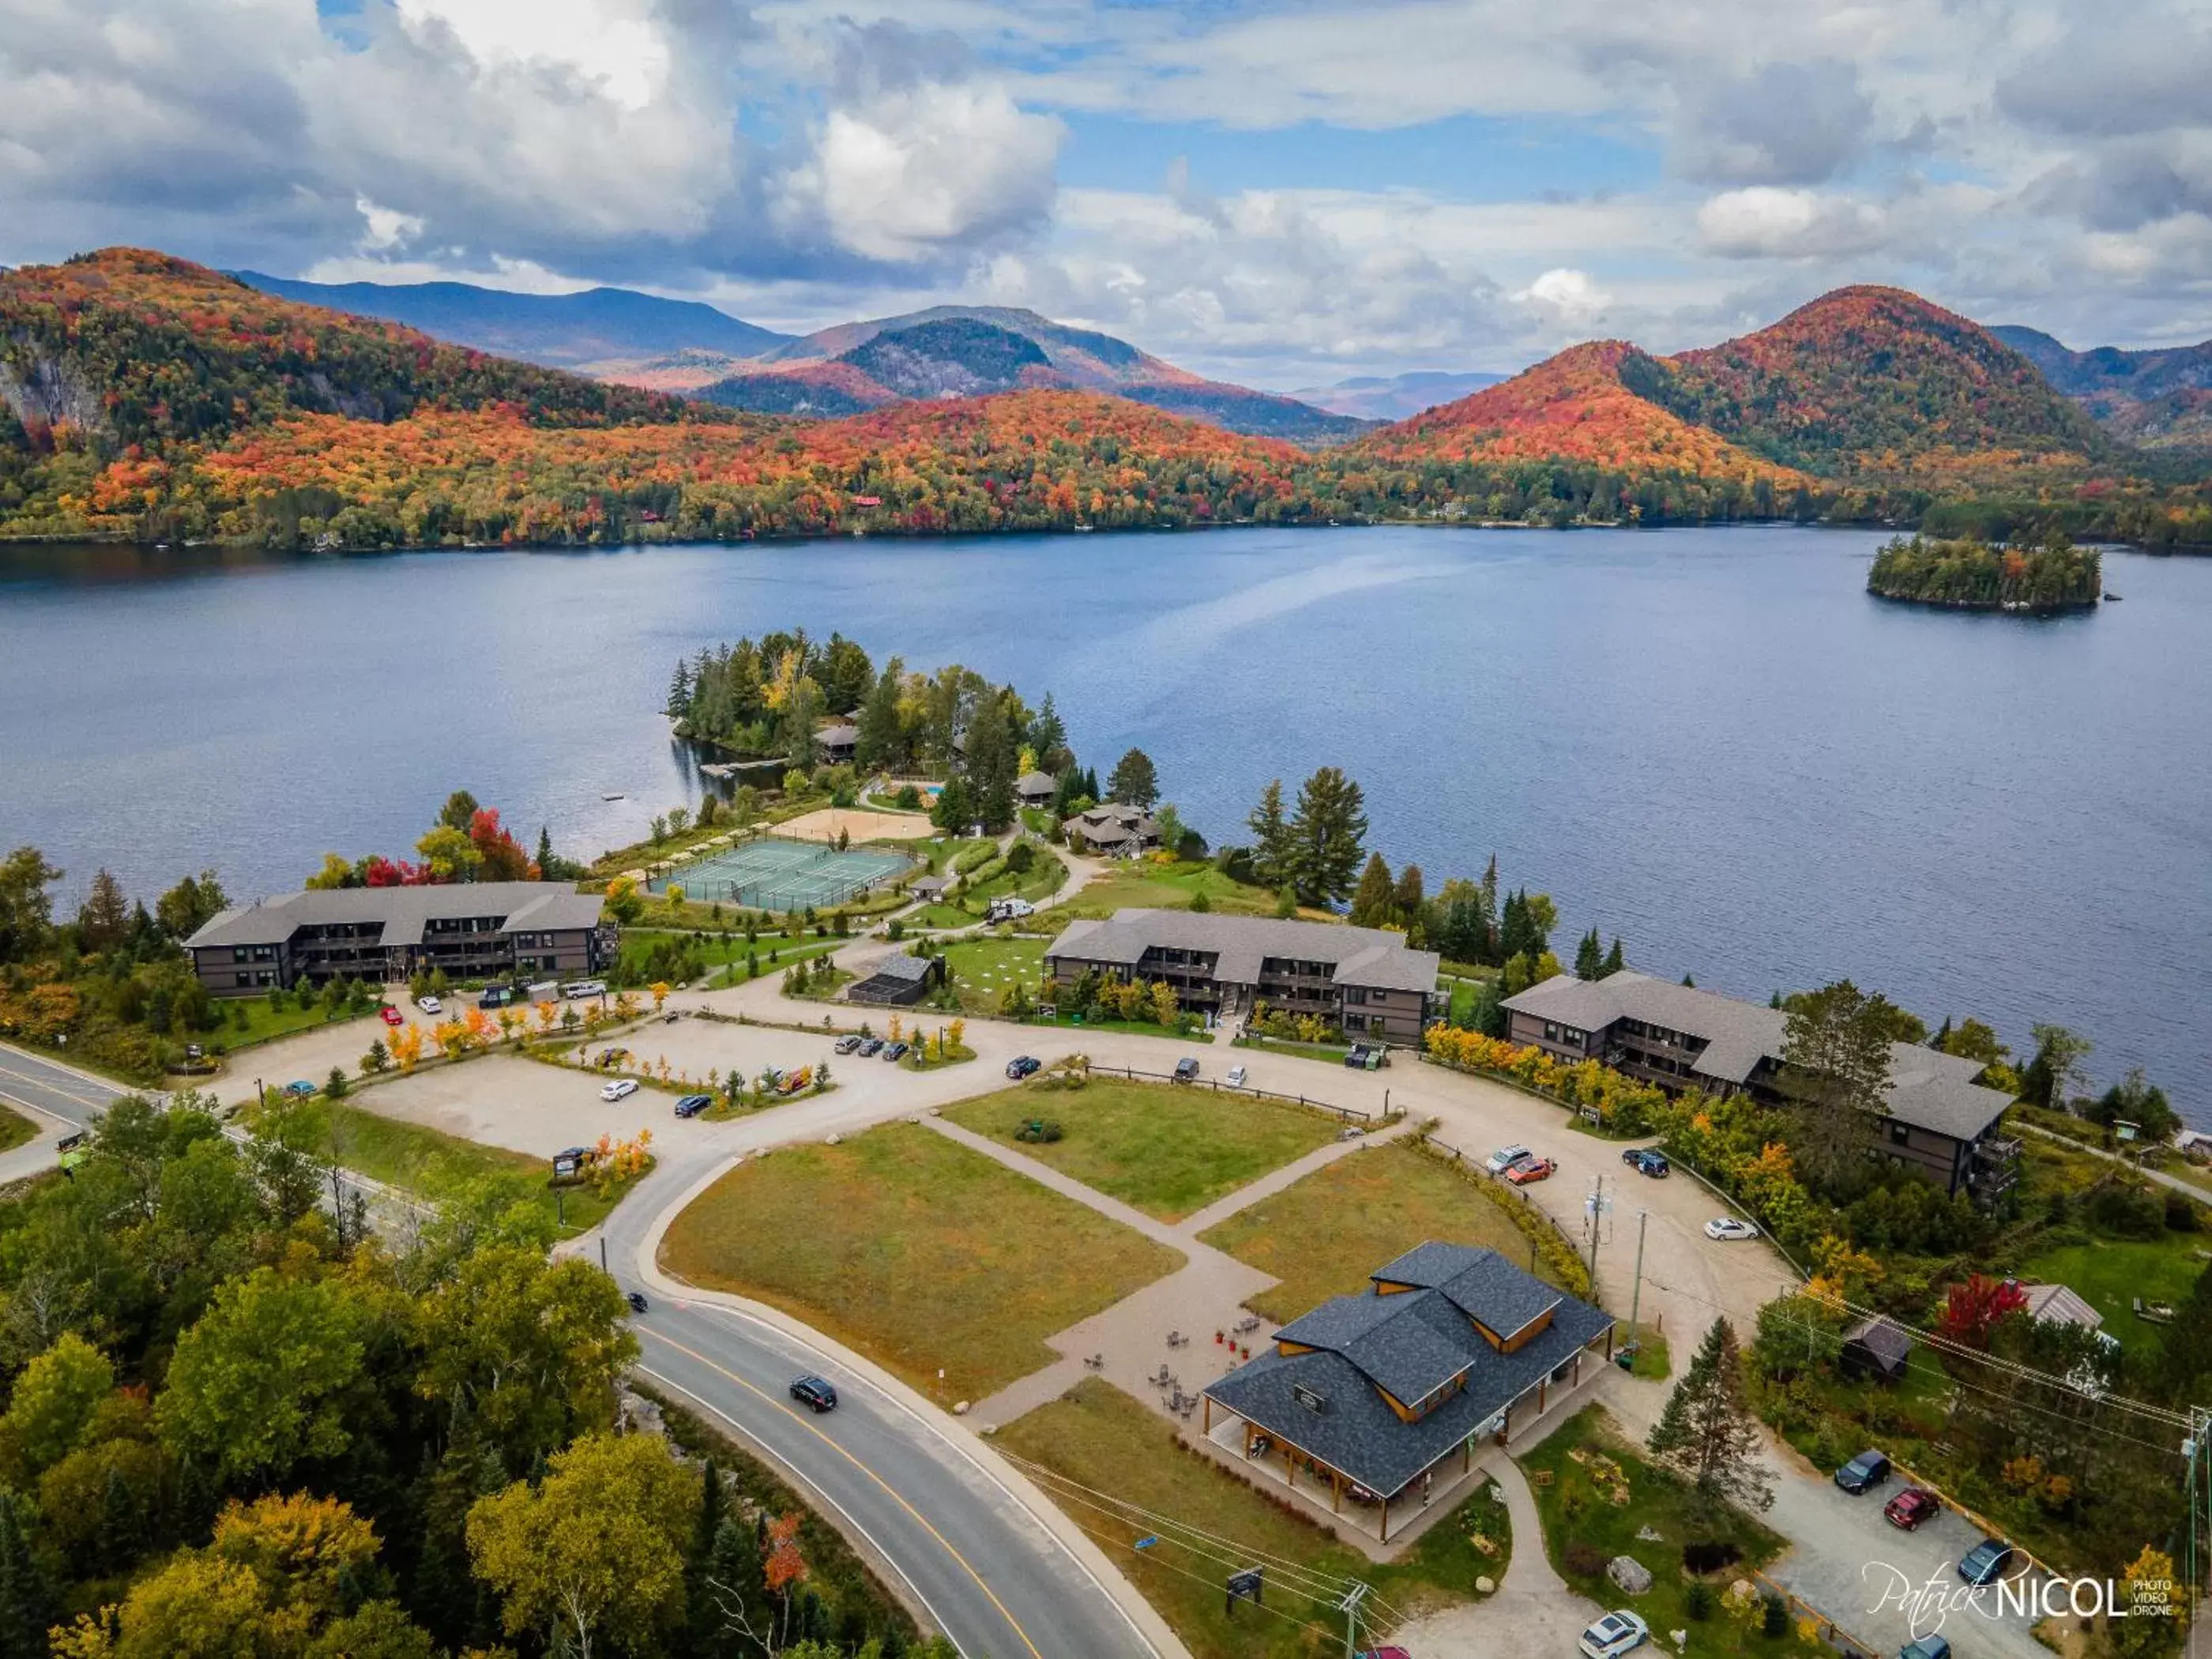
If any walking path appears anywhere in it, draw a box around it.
[950,1114,1415,1429]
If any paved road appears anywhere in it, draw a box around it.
[0,1043,121,1179]
[603,1156,1166,1659]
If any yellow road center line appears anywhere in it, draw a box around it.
[638,1325,1044,1659]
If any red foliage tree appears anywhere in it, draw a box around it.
[468,807,534,882]
[1937,1273,2030,1352]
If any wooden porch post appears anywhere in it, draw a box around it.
[1606,1325,1615,1360]
[1203,1397,1212,1434]
[1331,1469,1342,1513]
[1573,1353,1582,1386]
[1538,1379,1548,1414]
[1380,1493,1390,1544]
[1462,1439,1472,1474]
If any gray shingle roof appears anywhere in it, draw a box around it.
[1206,1245,1613,1498]
[1371,1241,1563,1340]
[1044,908,1439,996]
[1015,772,1056,799]
[185,883,604,951]
[1503,971,2011,1142]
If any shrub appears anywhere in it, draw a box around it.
[2165,1191,2203,1232]
[1561,1541,1606,1578]
[1762,1596,1789,1638]
[1683,1541,1741,1576]
[2088,1181,2164,1240]
[1685,1582,1715,1620]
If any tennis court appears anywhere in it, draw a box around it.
[650,837,912,912]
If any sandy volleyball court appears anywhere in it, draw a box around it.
[777,806,937,843]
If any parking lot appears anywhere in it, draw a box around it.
[1764,1452,2054,1659]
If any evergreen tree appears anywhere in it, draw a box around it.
[1284,766,1367,908]
[1245,780,1292,893]
[687,1460,727,1653]
[965,691,1018,833]
[1574,928,1604,980]
[666,659,693,719]
[1480,852,1498,918]
[535,827,556,878]
[1082,766,1100,804]
[1779,980,1894,1193]
[438,790,481,833]
[0,1487,53,1659]
[1602,936,1625,976]
[931,777,974,833]
[857,663,905,772]
[1028,692,1069,774]
[1392,863,1424,930]
[1470,979,1506,1039]
[1349,853,1396,927]
[1106,748,1160,811]
[75,868,130,953]
[1647,1318,1773,1510]
[1498,890,1535,962]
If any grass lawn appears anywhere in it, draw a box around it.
[0,1104,36,1154]
[318,1100,642,1237]
[940,934,1046,1012]
[659,1121,1179,1404]
[1200,1142,1559,1324]
[1234,1032,1356,1064]
[1053,860,1292,922]
[1518,1407,1821,1656]
[997,1379,1510,1659]
[215,997,378,1054]
[2018,1237,2205,1338]
[943,1079,1342,1222]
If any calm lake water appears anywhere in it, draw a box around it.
[2,526,2206,1115]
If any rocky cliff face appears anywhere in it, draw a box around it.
[0,344,111,438]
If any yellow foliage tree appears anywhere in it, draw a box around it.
[649,980,671,1011]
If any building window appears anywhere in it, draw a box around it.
[1369,1014,1387,1034]
[1345,987,1366,1005]
[1888,1121,1910,1146]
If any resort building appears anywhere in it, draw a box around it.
[845,950,947,1006]
[814,722,860,765]
[1044,908,1440,1043]
[1202,1243,1614,1544]
[1062,803,1161,857]
[184,883,611,994]
[1501,971,2018,1201]
[1015,771,1057,807]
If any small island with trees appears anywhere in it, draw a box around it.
[1866,532,2102,612]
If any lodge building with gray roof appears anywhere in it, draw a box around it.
[1202,1243,1614,1543]
[1502,970,2018,1201]
[183,883,611,994]
[1043,909,1441,1043]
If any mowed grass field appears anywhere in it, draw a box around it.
[1199,1141,1552,1324]
[0,1103,36,1154]
[997,1379,1510,1659]
[943,1079,1341,1222]
[659,1121,1180,1403]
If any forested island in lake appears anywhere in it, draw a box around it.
[1866,534,2102,611]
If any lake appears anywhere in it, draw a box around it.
[2,526,2205,1116]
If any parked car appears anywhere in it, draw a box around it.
[379,1005,404,1026]
[1885,1488,1943,1530]
[1485,1144,1532,1175]
[1898,1638,1951,1659]
[1958,1538,2015,1587]
[1622,1146,1670,1177]
[626,1291,649,1314]
[988,897,1035,921]
[1504,1156,1556,1185]
[1006,1055,1042,1079]
[1835,1449,1892,1494]
[1578,1609,1650,1659]
[858,1037,884,1057]
[1225,1065,1248,1087]
[1704,1217,1760,1241]
[1173,1058,1200,1082]
[416,994,442,1015]
[282,1080,318,1098]
[882,1042,909,1062]
[673,1093,713,1118]
[600,1078,640,1101]
[562,980,607,999]
[789,1375,838,1413]
[834,1034,863,1055]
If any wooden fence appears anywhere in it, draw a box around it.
[1091,1064,1374,1125]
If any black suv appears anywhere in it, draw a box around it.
[790,1375,838,1413]
[1834,1449,1891,1494]
[1621,1146,1670,1177]
[1006,1055,1042,1079]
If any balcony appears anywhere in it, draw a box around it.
[1968,1136,2022,1201]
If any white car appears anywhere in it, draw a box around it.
[600,1078,639,1101]
[1579,1609,1650,1659]
[1485,1143,1532,1176]
[1226,1065,1248,1087]
[416,994,442,1014]
[1705,1217,1761,1242]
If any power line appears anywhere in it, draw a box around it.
[1001,1451,1367,1602]
[1043,1503,1347,1646]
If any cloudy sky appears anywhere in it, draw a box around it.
[4,0,2209,386]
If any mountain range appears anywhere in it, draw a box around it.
[5,248,2208,553]
[1290,371,1509,421]
[233,275,1368,443]
[1989,325,2212,450]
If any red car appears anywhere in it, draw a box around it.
[379,1006,404,1026]
[1885,1488,1942,1530]
[1505,1156,1556,1185]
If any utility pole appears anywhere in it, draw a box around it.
[1334,1582,1371,1657]
[1586,1174,1604,1285]
[1628,1209,1649,1340]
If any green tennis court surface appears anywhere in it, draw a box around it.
[650,837,912,911]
